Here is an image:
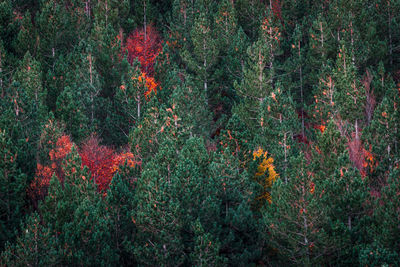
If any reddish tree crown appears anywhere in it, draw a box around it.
[30,135,137,202]
[125,25,162,75]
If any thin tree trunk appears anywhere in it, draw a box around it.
[350,18,355,64]
[204,41,208,106]
[299,40,304,138]
[388,3,393,66]
[302,184,310,267]
[320,21,325,62]
[355,119,359,141]
[348,210,352,230]
[89,53,94,125]
[284,132,288,184]
[144,0,148,73]
[137,94,141,121]
[105,0,108,25]
[1,52,3,96]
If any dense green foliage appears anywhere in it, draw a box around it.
[1,0,400,265]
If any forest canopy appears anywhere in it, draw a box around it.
[1,0,400,266]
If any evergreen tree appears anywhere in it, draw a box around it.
[208,149,263,264]
[40,146,116,265]
[105,166,138,265]
[1,212,59,266]
[14,51,46,116]
[318,153,370,265]
[55,86,90,143]
[0,129,27,250]
[259,86,301,182]
[333,43,366,141]
[234,12,280,130]
[112,60,150,140]
[0,82,40,177]
[134,139,185,266]
[91,0,129,99]
[182,8,219,107]
[169,72,212,137]
[15,11,37,57]
[190,219,227,266]
[370,167,400,265]
[364,76,400,186]
[234,0,264,40]
[264,154,329,266]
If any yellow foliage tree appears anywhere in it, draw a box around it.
[253,148,278,204]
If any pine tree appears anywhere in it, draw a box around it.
[14,51,46,116]
[133,139,185,266]
[91,0,129,99]
[190,219,227,266]
[40,146,117,265]
[307,13,335,80]
[370,167,400,265]
[259,85,301,182]
[0,82,40,177]
[234,12,280,129]
[264,154,329,266]
[129,101,184,162]
[55,86,90,143]
[69,49,103,131]
[168,0,197,59]
[15,11,37,57]
[0,0,20,65]
[283,24,308,136]
[208,149,263,264]
[0,129,27,250]
[333,43,366,141]
[364,76,400,186]
[113,60,152,138]
[182,7,219,106]
[234,0,264,40]
[169,72,212,137]
[1,213,59,266]
[318,153,370,265]
[105,166,138,265]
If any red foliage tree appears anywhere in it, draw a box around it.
[125,25,162,75]
[30,135,137,202]
[80,135,115,191]
[80,136,136,192]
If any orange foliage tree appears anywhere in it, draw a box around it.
[131,72,159,99]
[30,135,73,202]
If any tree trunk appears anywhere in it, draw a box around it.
[137,94,141,121]
[299,40,305,138]
[203,41,208,106]
[320,21,325,62]
[388,4,393,66]
[144,0,148,73]
[355,119,359,141]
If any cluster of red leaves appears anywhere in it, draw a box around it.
[124,25,162,76]
[80,136,116,192]
[30,135,137,201]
